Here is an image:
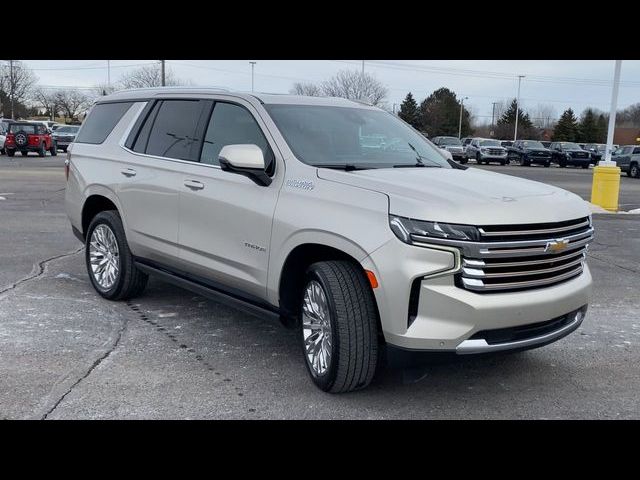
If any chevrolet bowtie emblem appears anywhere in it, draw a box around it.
[545,238,569,253]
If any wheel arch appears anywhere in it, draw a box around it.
[80,187,124,239]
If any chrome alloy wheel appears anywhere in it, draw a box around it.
[302,280,333,376]
[89,224,120,290]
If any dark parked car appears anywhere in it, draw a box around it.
[507,140,552,167]
[4,121,57,157]
[52,125,80,153]
[431,136,466,163]
[549,141,591,168]
[612,145,640,178]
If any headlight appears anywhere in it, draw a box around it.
[480,148,487,153]
[389,215,480,243]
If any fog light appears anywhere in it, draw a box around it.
[575,309,585,322]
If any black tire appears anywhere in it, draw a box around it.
[460,158,468,164]
[544,160,551,167]
[581,164,589,169]
[20,150,28,156]
[500,159,506,166]
[476,153,483,165]
[85,210,148,301]
[300,261,379,393]
[6,149,14,157]
[629,163,640,178]
[559,159,566,168]
[61,146,67,153]
[50,143,57,156]
[38,143,46,157]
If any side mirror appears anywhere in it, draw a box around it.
[219,144,272,186]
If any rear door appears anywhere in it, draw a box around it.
[117,98,209,267]
[177,99,282,300]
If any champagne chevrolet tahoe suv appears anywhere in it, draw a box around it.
[65,88,593,393]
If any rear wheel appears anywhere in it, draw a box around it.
[559,159,567,168]
[20,150,28,156]
[6,149,14,157]
[476,153,483,164]
[49,142,57,156]
[300,261,379,393]
[38,143,46,157]
[629,163,639,178]
[85,210,148,301]
[544,160,551,167]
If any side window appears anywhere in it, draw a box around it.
[145,100,205,161]
[633,147,640,155]
[200,102,274,174]
[75,102,134,144]
[132,101,160,154]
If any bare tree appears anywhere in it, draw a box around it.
[118,64,185,89]
[54,89,90,122]
[92,82,118,97]
[0,60,38,116]
[320,70,388,107]
[531,103,557,128]
[290,82,322,96]
[32,88,59,120]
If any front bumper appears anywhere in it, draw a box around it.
[479,154,508,162]
[361,237,592,352]
[526,154,551,164]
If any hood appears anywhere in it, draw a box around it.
[317,166,590,225]
[523,147,551,154]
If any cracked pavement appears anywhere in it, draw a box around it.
[1,157,639,419]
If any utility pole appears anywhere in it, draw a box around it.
[514,75,524,141]
[9,59,14,119]
[458,96,468,139]
[249,61,257,92]
[361,60,365,75]
[160,60,166,86]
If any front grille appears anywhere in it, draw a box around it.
[458,217,592,293]
[571,151,588,158]
[486,148,504,155]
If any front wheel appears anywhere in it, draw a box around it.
[629,163,639,178]
[6,149,14,157]
[544,160,551,167]
[300,261,379,393]
[38,143,46,157]
[49,143,57,156]
[85,210,148,301]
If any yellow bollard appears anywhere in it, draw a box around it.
[591,165,621,212]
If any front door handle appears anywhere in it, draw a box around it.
[184,180,205,190]
[121,168,137,177]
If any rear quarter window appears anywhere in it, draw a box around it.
[75,102,134,144]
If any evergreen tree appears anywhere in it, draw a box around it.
[398,92,420,129]
[596,114,608,143]
[577,108,599,143]
[496,99,535,139]
[418,87,471,137]
[552,108,579,141]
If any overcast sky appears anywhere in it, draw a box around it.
[22,60,640,122]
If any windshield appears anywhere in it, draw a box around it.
[264,104,451,169]
[480,140,501,147]
[560,142,582,149]
[522,141,544,148]
[56,126,80,133]
[9,124,36,134]
[439,137,461,146]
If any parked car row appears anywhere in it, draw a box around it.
[431,135,638,177]
[0,119,80,157]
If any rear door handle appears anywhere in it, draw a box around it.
[184,180,205,190]
[121,168,137,177]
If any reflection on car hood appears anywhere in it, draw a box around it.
[317,166,590,225]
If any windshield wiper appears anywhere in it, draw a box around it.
[406,142,443,168]
[313,163,372,171]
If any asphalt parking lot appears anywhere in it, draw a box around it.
[1,157,639,419]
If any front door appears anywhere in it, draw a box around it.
[177,100,282,300]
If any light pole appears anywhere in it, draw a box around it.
[107,60,111,89]
[458,96,468,139]
[514,75,524,141]
[361,60,365,75]
[491,102,498,136]
[160,60,166,86]
[249,61,257,92]
[602,60,622,165]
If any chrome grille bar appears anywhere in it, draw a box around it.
[462,265,584,291]
[478,219,590,237]
[462,255,585,279]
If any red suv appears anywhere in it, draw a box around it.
[4,122,57,157]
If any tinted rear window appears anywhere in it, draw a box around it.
[75,102,133,144]
[145,100,205,161]
[9,124,36,134]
